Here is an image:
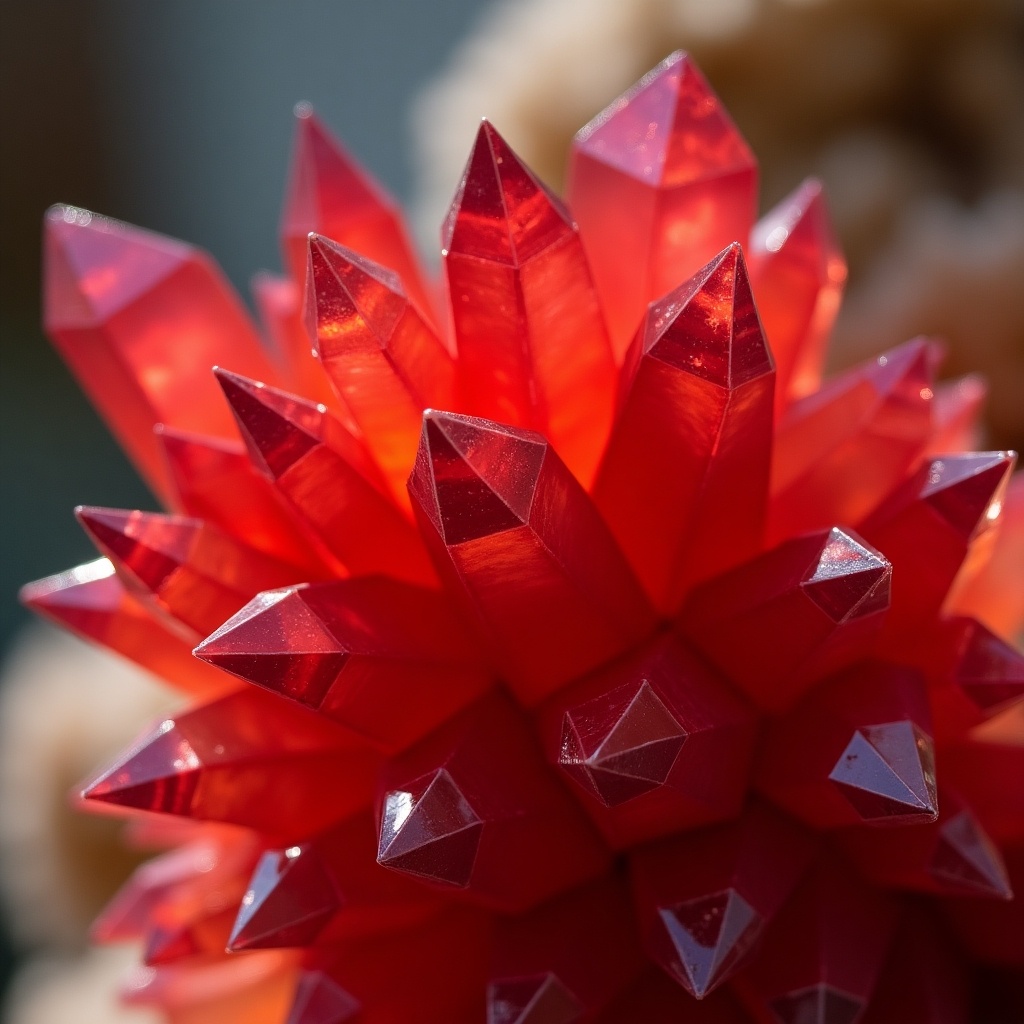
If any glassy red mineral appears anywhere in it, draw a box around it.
[23,48,1023,1024]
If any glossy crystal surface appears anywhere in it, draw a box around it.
[24,49,1024,1024]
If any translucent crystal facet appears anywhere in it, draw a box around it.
[442,121,616,487]
[569,51,758,359]
[594,244,774,611]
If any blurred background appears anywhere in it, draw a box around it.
[1,0,1022,1020]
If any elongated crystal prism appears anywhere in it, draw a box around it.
[195,577,491,753]
[748,178,846,414]
[280,104,433,318]
[757,661,938,828]
[568,51,758,360]
[594,244,774,610]
[408,410,656,704]
[76,506,304,638]
[537,633,757,847]
[769,338,936,541]
[44,205,280,503]
[82,688,379,840]
[306,235,456,503]
[377,692,610,911]
[216,370,437,585]
[20,558,231,695]
[631,804,815,998]
[680,527,891,712]
[443,121,616,487]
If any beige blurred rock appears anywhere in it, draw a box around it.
[0,624,179,949]
[3,946,159,1024]
[412,0,1024,450]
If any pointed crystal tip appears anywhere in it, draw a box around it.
[410,411,547,545]
[928,810,1014,900]
[768,985,864,1024]
[559,681,687,806]
[953,619,1024,714]
[655,888,763,998]
[486,973,584,1024]
[228,846,339,951]
[829,721,938,824]
[377,769,483,887]
[287,970,361,1024]
[801,528,891,622]
[193,587,348,709]
[919,452,1015,538]
[81,719,201,815]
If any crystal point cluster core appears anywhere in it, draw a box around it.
[25,47,1023,1024]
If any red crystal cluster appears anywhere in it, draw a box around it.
[23,52,1024,1024]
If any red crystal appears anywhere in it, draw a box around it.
[442,121,616,487]
[194,577,491,753]
[216,369,437,585]
[377,692,609,911]
[44,205,280,504]
[408,410,655,705]
[594,243,774,610]
[630,804,815,997]
[280,104,433,318]
[568,51,757,359]
[748,178,846,414]
[82,688,379,840]
[769,337,936,542]
[757,662,938,828]
[305,234,456,505]
[680,527,891,712]
[537,633,757,847]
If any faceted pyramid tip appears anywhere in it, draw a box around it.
[486,974,584,1024]
[928,810,1014,900]
[287,971,361,1024]
[802,528,891,622]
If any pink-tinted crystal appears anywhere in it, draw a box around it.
[748,178,846,413]
[306,234,456,503]
[287,971,361,1024]
[859,451,1015,634]
[82,688,379,840]
[630,804,815,998]
[44,205,280,503]
[76,506,304,638]
[537,633,757,847]
[680,527,891,712]
[20,558,232,696]
[758,662,938,828]
[216,369,437,585]
[408,410,655,705]
[195,577,491,753]
[732,860,897,1024]
[594,244,774,610]
[568,51,758,360]
[443,121,616,487]
[769,338,937,541]
[280,104,433,318]
[377,692,609,912]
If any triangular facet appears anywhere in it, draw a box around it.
[928,811,1013,899]
[801,528,891,623]
[413,412,547,545]
[657,888,763,997]
[646,244,772,389]
[920,452,1015,539]
[954,620,1024,714]
[229,846,339,950]
[215,369,323,478]
[194,588,349,708]
[378,769,483,887]
[829,722,938,824]
[487,973,584,1024]
[444,121,571,266]
[575,51,754,187]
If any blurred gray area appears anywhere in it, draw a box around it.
[0,0,488,987]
